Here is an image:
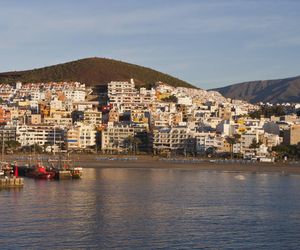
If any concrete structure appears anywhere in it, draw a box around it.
[283,124,300,145]
[153,126,191,154]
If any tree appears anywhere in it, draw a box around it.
[5,140,21,152]
[249,139,261,149]
[31,143,43,154]
[272,144,299,160]
[249,105,286,119]
[161,95,178,103]
[124,136,134,154]
[226,137,236,159]
[206,147,217,157]
[133,137,142,155]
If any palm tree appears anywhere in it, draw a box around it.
[226,137,236,159]
[133,137,142,155]
[124,136,134,154]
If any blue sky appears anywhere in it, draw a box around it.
[1,0,300,89]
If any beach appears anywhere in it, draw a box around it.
[6,154,300,175]
[80,156,300,175]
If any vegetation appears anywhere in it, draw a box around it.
[124,136,142,154]
[249,139,261,149]
[0,57,194,89]
[161,95,178,103]
[5,140,21,151]
[249,105,286,119]
[272,144,300,159]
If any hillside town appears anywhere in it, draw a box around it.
[0,79,299,162]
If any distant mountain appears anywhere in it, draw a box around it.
[0,57,194,89]
[212,76,300,104]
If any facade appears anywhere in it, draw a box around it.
[101,123,148,153]
[0,125,17,142]
[66,123,96,150]
[283,124,300,145]
[16,124,65,147]
[84,110,102,126]
[101,124,135,152]
[153,126,190,154]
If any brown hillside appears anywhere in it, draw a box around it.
[0,57,194,89]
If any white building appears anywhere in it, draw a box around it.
[66,123,96,150]
[153,126,190,153]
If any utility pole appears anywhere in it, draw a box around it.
[2,130,4,162]
[53,126,56,156]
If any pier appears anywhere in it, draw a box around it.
[0,177,24,188]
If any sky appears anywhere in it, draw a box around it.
[1,0,300,89]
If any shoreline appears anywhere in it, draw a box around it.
[77,155,300,173]
[77,160,300,175]
[4,154,300,175]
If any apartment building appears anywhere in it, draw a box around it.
[153,126,190,154]
[101,123,148,153]
[83,110,102,126]
[66,123,96,150]
[283,124,300,145]
[0,125,17,142]
[240,133,258,154]
[16,124,65,147]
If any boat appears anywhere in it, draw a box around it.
[48,159,83,179]
[0,162,13,177]
[69,167,83,179]
[25,163,56,180]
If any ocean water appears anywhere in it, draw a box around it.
[1,168,300,249]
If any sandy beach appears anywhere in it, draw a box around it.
[80,157,300,175]
[5,154,300,175]
[5,155,300,174]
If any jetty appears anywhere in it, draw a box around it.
[0,160,24,189]
[0,177,24,188]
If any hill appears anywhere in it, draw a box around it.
[212,76,300,104]
[0,57,194,89]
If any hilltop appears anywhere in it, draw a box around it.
[0,57,194,89]
[212,75,300,104]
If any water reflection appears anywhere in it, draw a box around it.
[1,168,300,249]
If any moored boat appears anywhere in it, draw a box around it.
[25,163,56,180]
[69,167,83,179]
[49,159,83,179]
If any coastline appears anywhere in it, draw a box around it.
[5,154,300,175]
[68,155,300,174]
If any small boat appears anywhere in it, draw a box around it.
[26,163,56,180]
[48,159,83,179]
[0,162,13,177]
[69,167,83,179]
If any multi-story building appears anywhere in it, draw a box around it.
[16,124,65,148]
[101,123,148,153]
[31,114,42,125]
[153,126,190,154]
[63,89,86,102]
[283,124,300,145]
[84,110,102,126]
[0,108,11,124]
[66,123,96,150]
[240,133,258,154]
[108,79,136,96]
[0,125,17,143]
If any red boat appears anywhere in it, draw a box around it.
[26,163,55,180]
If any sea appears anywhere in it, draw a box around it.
[1,168,300,249]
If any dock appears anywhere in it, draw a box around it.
[0,177,24,188]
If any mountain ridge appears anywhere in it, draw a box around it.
[0,57,195,89]
[212,75,300,104]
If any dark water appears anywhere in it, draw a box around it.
[1,168,300,249]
